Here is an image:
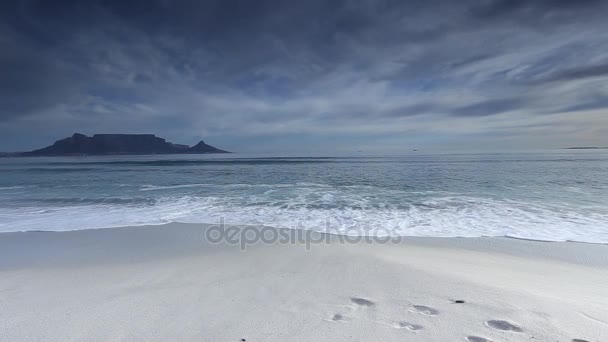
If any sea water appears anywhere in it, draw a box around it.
[1,151,607,243]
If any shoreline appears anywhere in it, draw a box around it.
[2,220,608,246]
[2,222,608,269]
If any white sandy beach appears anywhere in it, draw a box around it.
[1,223,607,341]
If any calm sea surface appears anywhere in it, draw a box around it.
[1,151,607,243]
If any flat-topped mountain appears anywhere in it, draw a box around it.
[19,133,230,156]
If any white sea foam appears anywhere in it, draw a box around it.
[0,186,32,190]
[1,193,607,243]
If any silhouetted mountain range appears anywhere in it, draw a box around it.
[14,133,230,156]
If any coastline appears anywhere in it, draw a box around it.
[1,223,607,341]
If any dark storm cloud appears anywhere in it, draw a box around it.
[1,0,608,151]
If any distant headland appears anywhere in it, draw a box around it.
[3,133,230,156]
[563,147,608,150]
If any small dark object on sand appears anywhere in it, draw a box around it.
[241,339,246,341]
[453,299,465,304]
[572,339,589,342]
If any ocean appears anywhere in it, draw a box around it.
[1,151,607,243]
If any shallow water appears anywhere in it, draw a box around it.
[1,151,607,242]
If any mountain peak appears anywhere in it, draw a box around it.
[188,140,229,153]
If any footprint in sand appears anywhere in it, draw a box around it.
[466,336,493,342]
[351,297,375,307]
[485,320,523,332]
[326,297,373,323]
[330,313,348,322]
[395,321,423,331]
[412,305,439,316]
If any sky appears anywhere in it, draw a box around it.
[1,0,608,153]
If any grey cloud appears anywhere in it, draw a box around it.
[451,98,526,117]
[554,97,608,114]
[537,62,608,83]
[448,54,497,70]
[471,0,603,21]
[383,103,440,118]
